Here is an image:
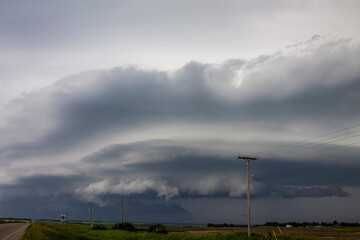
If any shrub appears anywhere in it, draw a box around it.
[92,224,107,230]
[113,222,136,232]
[207,223,235,227]
[148,224,168,234]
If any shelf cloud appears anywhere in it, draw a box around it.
[0,37,359,222]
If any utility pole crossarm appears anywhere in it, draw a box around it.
[237,156,258,160]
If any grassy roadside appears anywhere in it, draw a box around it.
[21,223,316,240]
[0,219,30,224]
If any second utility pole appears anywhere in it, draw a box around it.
[237,156,257,237]
[121,196,124,223]
[89,201,93,227]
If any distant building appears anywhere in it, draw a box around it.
[286,224,293,228]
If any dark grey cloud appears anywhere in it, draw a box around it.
[79,140,358,199]
[273,186,349,199]
[0,141,357,223]
[253,159,360,187]
[1,0,360,224]
[0,175,88,219]
[242,75,360,124]
[1,38,360,161]
[71,193,192,223]
[0,37,359,223]
[0,175,191,222]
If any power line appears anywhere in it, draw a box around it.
[256,123,360,157]
[261,133,360,158]
[260,131,360,157]
[255,123,360,156]
[296,139,360,157]
[259,131,360,157]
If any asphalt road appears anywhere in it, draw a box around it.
[0,223,30,240]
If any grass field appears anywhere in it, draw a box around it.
[173,226,360,239]
[21,223,324,240]
[0,219,30,224]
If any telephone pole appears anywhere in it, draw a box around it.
[75,209,79,223]
[120,196,124,223]
[89,202,93,227]
[237,156,257,237]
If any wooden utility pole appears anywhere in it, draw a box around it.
[89,202,93,227]
[121,196,124,223]
[75,209,79,223]
[237,156,257,237]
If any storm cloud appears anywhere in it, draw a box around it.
[273,186,349,199]
[0,37,359,223]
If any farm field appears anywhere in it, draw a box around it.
[0,218,30,224]
[21,223,360,240]
[165,226,360,239]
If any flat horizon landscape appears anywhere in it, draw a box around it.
[15,221,360,240]
[1,1,359,239]
[2,218,360,240]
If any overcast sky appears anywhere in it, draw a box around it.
[0,0,360,224]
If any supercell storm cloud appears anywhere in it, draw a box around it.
[0,0,359,224]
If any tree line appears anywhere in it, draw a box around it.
[207,221,360,227]
[264,221,360,227]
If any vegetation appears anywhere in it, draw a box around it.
[264,221,360,227]
[91,224,108,230]
[22,223,322,240]
[208,223,237,227]
[148,223,168,234]
[337,222,360,227]
[112,222,136,231]
[0,219,30,224]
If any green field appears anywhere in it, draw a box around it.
[0,218,30,224]
[22,223,316,240]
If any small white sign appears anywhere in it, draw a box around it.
[60,214,66,222]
